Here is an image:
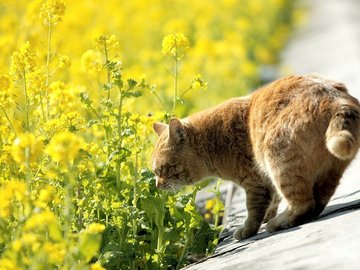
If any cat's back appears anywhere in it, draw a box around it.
[249,74,351,134]
[248,74,359,174]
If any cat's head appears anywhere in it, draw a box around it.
[151,118,203,190]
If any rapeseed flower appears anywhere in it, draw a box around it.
[161,33,190,59]
[0,75,12,107]
[0,180,27,218]
[40,0,66,26]
[24,210,58,230]
[191,74,207,90]
[95,34,120,53]
[80,50,103,74]
[0,258,19,270]
[11,133,43,165]
[85,223,106,234]
[46,131,84,164]
[10,42,36,79]
[43,242,66,264]
[58,54,71,69]
[90,262,106,270]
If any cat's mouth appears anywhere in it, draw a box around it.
[156,177,184,192]
[157,182,181,192]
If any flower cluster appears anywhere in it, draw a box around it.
[162,33,190,59]
[11,133,43,165]
[10,42,37,79]
[45,131,84,164]
[40,0,66,26]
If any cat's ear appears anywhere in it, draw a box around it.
[169,118,187,143]
[153,122,168,136]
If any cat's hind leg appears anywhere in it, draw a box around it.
[234,184,272,240]
[264,159,316,233]
[313,165,347,216]
[263,190,281,223]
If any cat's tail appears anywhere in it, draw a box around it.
[326,98,360,160]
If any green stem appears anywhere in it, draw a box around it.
[132,128,140,236]
[157,227,163,254]
[115,92,124,191]
[104,42,111,101]
[214,179,222,229]
[77,180,83,231]
[176,231,191,270]
[45,16,53,121]
[172,53,178,114]
[88,102,103,122]
[179,86,192,99]
[23,70,30,132]
[0,104,17,136]
[150,89,167,111]
[103,42,111,145]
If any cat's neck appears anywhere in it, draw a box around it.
[184,97,254,183]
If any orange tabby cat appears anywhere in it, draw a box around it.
[151,74,360,240]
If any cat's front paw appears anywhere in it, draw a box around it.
[233,226,258,240]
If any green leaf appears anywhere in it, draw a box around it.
[113,71,123,88]
[189,220,217,255]
[87,119,100,128]
[103,83,113,91]
[127,79,137,90]
[140,196,166,230]
[79,91,92,106]
[124,90,142,98]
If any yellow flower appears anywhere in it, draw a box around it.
[161,33,190,59]
[12,239,22,252]
[85,223,106,234]
[205,198,215,210]
[95,34,120,53]
[0,74,12,107]
[26,69,44,100]
[43,242,66,264]
[0,74,10,90]
[10,42,36,79]
[46,131,84,163]
[81,49,103,74]
[40,0,66,26]
[0,180,27,218]
[191,74,207,90]
[11,133,43,165]
[35,186,55,208]
[24,210,57,230]
[0,258,18,270]
[58,54,71,69]
[90,262,106,270]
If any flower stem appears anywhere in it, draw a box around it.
[23,70,30,132]
[176,232,191,270]
[45,16,53,121]
[115,91,124,191]
[104,42,111,100]
[0,105,17,136]
[172,53,178,115]
[150,90,167,111]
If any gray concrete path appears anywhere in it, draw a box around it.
[187,0,360,269]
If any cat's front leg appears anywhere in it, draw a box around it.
[234,186,272,240]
